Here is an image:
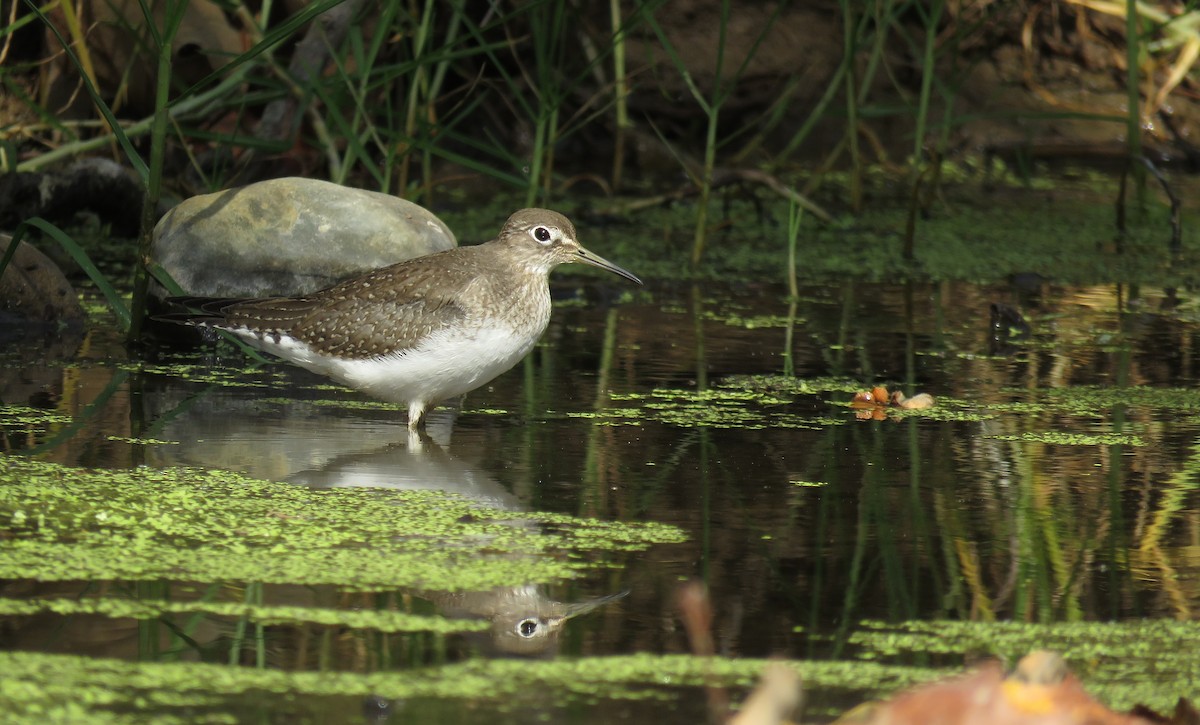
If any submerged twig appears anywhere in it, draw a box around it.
[1116,155,1182,254]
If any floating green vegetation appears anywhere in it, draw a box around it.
[1041,385,1200,413]
[628,374,1200,433]
[630,388,830,430]
[850,619,1199,711]
[982,385,1200,419]
[127,362,285,389]
[0,456,685,591]
[0,405,73,431]
[723,376,1183,428]
[259,396,405,412]
[722,377,997,422]
[81,296,119,320]
[701,310,799,329]
[895,408,993,422]
[723,375,864,396]
[790,480,828,488]
[983,430,1145,447]
[984,401,1055,414]
[6,637,1180,722]
[847,401,994,422]
[566,408,645,425]
[0,650,947,724]
[603,379,987,429]
[463,407,511,416]
[892,405,993,422]
[0,596,484,635]
[105,436,179,446]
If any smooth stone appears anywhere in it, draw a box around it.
[0,236,85,325]
[152,177,457,297]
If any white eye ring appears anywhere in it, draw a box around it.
[531,226,554,244]
[516,618,540,638]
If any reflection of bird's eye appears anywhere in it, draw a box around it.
[533,226,552,243]
[517,619,539,637]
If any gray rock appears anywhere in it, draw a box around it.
[0,236,86,324]
[152,177,456,297]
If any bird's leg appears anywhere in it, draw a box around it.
[407,400,428,430]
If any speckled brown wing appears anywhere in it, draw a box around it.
[223,249,489,359]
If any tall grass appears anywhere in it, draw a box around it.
[839,0,864,213]
[127,0,188,342]
[1125,0,1146,200]
[640,0,784,268]
[785,198,803,299]
[520,0,571,207]
[910,0,944,183]
[4,0,380,332]
[609,0,631,192]
[2,0,1184,304]
[396,1,464,202]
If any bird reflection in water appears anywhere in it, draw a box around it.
[427,586,628,657]
[286,427,627,658]
[141,347,629,658]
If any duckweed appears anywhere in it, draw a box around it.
[0,456,686,591]
[983,431,1145,446]
[0,596,485,634]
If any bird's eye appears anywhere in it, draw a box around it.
[532,226,552,243]
[517,619,540,638]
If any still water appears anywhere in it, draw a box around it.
[2,278,1198,721]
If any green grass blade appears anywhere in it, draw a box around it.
[144,261,186,297]
[638,5,711,113]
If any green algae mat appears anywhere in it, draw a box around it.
[0,457,684,589]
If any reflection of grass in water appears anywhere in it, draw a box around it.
[0,457,684,591]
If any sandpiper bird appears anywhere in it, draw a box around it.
[167,208,641,429]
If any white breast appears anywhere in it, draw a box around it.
[232,322,540,408]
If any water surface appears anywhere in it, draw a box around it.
[2,276,1198,721]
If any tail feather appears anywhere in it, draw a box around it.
[159,296,257,324]
[159,296,319,332]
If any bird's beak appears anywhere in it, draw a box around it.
[574,244,642,285]
[557,590,630,620]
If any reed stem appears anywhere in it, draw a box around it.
[1125,0,1145,200]
[129,0,187,343]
